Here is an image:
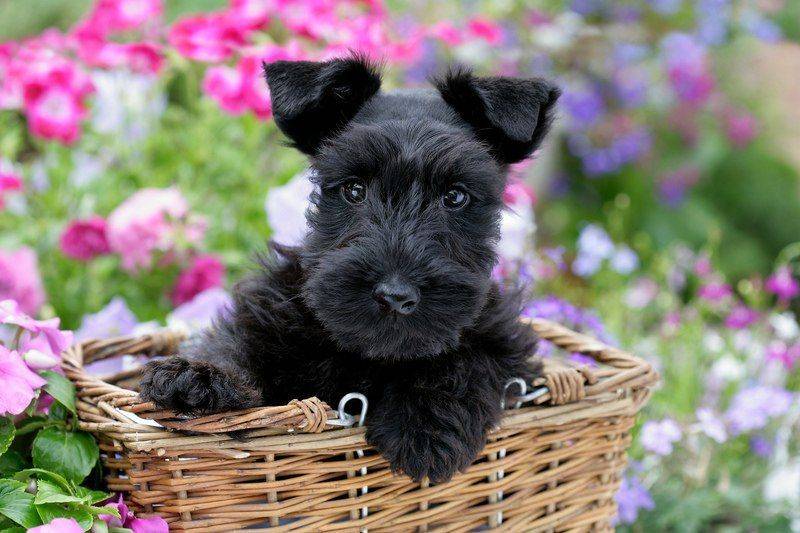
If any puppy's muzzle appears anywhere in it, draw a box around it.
[372,275,419,315]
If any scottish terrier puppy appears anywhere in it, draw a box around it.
[141,56,559,483]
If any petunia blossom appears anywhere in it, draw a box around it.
[60,216,111,261]
[0,247,46,315]
[766,266,799,302]
[28,518,83,533]
[106,187,205,272]
[170,254,226,307]
[101,494,169,533]
[0,344,46,415]
[640,418,682,455]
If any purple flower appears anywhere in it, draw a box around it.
[640,419,682,455]
[741,10,782,42]
[726,385,794,434]
[75,297,138,341]
[661,33,714,105]
[574,224,614,277]
[658,165,700,207]
[724,305,759,330]
[750,435,774,458]
[524,295,613,358]
[29,518,83,533]
[765,266,799,302]
[765,341,800,370]
[562,85,605,130]
[695,408,727,443]
[615,475,654,524]
[611,245,639,274]
[168,287,232,332]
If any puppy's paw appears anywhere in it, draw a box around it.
[367,417,484,483]
[139,357,261,414]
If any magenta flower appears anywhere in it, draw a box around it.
[428,21,464,46]
[0,344,46,415]
[0,247,46,315]
[640,419,682,455]
[101,494,168,532]
[60,216,111,261]
[724,109,758,148]
[0,165,22,209]
[466,16,504,45]
[107,187,205,272]
[724,305,759,330]
[698,281,732,303]
[766,341,800,370]
[766,266,799,302]
[28,518,83,533]
[168,11,251,63]
[170,254,226,306]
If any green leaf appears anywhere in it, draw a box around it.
[0,479,41,529]
[35,502,93,531]
[13,416,51,437]
[85,504,120,518]
[34,479,86,505]
[0,417,14,456]
[93,520,110,533]
[13,469,73,494]
[32,427,99,484]
[73,486,110,506]
[41,371,77,415]
[0,450,27,477]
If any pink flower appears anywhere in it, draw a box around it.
[203,65,247,114]
[466,16,504,45]
[724,305,759,329]
[503,177,537,209]
[229,0,273,30]
[0,167,22,209]
[168,12,251,62]
[60,216,111,261]
[1,299,73,359]
[107,187,205,272]
[170,254,226,306]
[84,0,163,33]
[0,344,46,415]
[23,86,85,144]
[0,247,45,315]
[101,494,168,533]
[122,42,165,74]
[766,266,799,302]
[698,281,732,303]
[766,341,800,370]
[29,518,83,533]
[724,110,758,148]
[428,21,463,46]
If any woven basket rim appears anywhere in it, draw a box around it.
[62,317,659,442]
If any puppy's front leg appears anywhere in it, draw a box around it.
[140,356,262,415]
[366,355,505,483]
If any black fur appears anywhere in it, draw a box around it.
[141,56,559,483]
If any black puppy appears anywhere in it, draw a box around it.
[141,56,559,483]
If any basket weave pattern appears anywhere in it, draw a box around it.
[62,318,657,531]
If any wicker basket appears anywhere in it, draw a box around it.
[62,317,658,532]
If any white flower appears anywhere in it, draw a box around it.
[771,312,800,341]
[709,356,745,382]
[763,459,800,504]
[265,170,316,247]
[497,205,536,263]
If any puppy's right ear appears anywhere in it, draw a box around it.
[264,56,382,154]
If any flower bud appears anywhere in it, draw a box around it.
[23,348,59,369]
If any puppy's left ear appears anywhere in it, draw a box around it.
[434,67,560,164]
[264,56,382,154]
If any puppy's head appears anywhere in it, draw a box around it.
[265,56,559,360]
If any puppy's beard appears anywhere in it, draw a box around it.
[301,248,490,361]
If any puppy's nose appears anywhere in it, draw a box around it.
[373,277,419,315]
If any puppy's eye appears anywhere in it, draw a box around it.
[442,188,470,209]
[341,180,367,204]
